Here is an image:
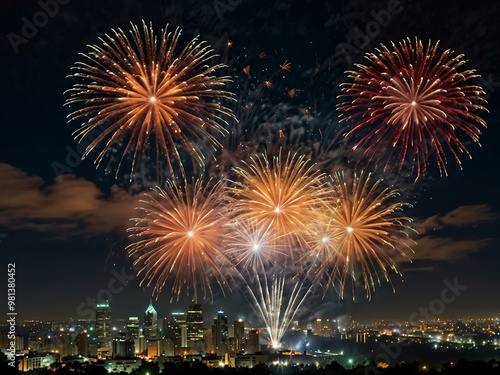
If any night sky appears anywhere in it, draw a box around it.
[1,0,499,325]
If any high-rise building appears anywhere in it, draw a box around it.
[233,320,244,352]
[246,329,260,354]
[144,301,158,340]
[187,303,204,343]
[157,317,167,338]
[212,310,228,356]
[28,330,42,351]
[171,312,187,350]
[204,329,214,354]
[95,303,112,348]
[75,330,89,356]
[112,338,135,358]
[147,339,160,358]
[126,317,140,340]
[315,318,322,335]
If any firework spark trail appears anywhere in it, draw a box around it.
[311,170,416,300]
[337,37,488,178]
[126,178,230,302]
[65,20,235,179]
[244,271,312,349]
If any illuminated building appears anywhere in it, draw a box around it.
[144,301,158,340]
[212,310,228,356]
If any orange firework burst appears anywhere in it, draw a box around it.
[301,217,342,280]
[127,178,230,302]
[65,21,235,177]
[227,151,326,261]
[314,171,415,300]
[337,38,488,177]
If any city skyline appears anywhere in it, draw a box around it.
[1,0,499,332]
[3,305,500,369]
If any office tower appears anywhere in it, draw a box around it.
[126,317,140,340]
[246,329,260,354]
[187,303,204,343]
[147,339,160,358]
[160,337,175,356]
[95,303,112,347]
[171,312,187,350]
[315,318,322,335]
[212,310,228,356]
[112,338,135,358]
[233,320,244,352]
[204,329,214,354]
[75,330,89,356]
[28,330,42,351]
[157,317,167,337]
[144,300,158,340]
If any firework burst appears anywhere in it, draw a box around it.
[337,37,488,177]
[300,216,342,284]
[226,150,327,261]
[127,178,230,302]
[223,220,286,275]
[312,171,415,300]
[65,20,235,178]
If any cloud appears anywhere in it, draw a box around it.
[407,204,498,262]
[0,163,140,239]
[415,204,498,235]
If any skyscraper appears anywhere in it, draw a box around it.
[187,303,204,343]
[144,300,158,340]
[95,303,112,348]
[171,312,187,350]
[233,320,244,352]
[246,329,260,354]
[75,330,89,356]
[212,310,228,356]
[126,317,140,340]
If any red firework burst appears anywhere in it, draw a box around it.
[337,37,488,177]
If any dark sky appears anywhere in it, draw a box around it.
[1,0,499,326]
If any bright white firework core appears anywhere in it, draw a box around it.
[346,226,354,233]
[187,231,194,237]
[149,96,157,103]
